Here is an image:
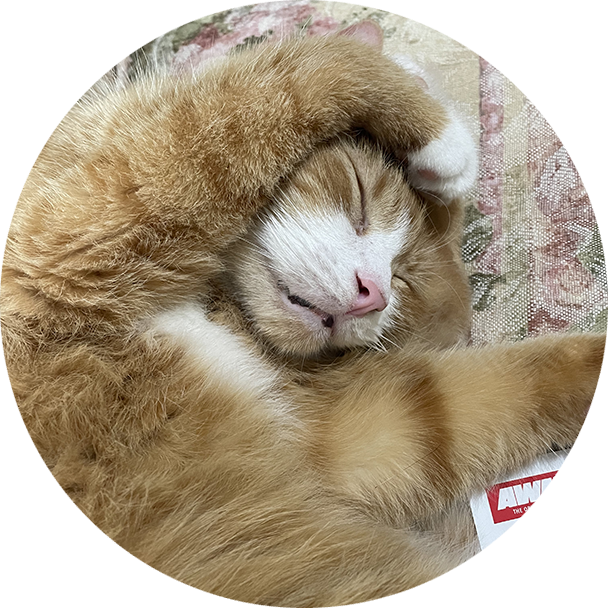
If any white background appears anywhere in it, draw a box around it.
[467,518,608,608]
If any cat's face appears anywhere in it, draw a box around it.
[230,140,470,357]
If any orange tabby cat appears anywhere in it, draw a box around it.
[1,30,604,607]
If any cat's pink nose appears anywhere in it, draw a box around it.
[347,275,387,317]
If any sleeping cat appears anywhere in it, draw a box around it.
[1,28,604,607]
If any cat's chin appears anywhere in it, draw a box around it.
[269,290,389,357]
[230,264,393,358]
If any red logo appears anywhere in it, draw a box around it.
[486,471,608,524]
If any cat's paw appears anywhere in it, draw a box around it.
[406,107,478,202]
[391,54,478,204]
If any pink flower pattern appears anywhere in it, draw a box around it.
[171,2,341,70]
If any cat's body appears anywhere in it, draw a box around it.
[1,33,604,607]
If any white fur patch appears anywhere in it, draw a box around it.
[407,106,478,201]
[390,53,479,203]
[259,206,409,314]
[149,304,287,408]
[390,54,429,83]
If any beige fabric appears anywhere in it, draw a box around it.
[340,3,606,344]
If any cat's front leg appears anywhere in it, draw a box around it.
[429,333,604,485]
[391,55,479,203]
[305,333,604,520]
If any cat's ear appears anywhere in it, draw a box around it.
[337,21,384,49]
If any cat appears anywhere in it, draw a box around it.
[1,25,604,607]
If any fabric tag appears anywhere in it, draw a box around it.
[471,449,608,551]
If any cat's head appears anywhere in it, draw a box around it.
[229,139,471,358]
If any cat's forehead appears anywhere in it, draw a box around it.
[275,139,419,231]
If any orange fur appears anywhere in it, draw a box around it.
[1,34,604,607]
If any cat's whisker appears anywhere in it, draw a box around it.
[387,316,445,349]
[369,340,388,354]
[422,270,469,311]
[417,188,448,205]
[375,333,400,352]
